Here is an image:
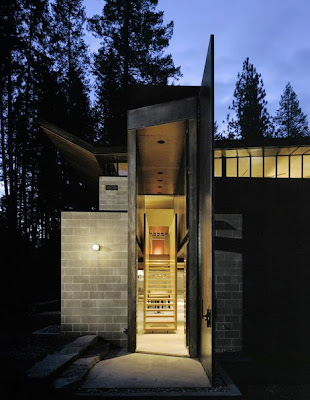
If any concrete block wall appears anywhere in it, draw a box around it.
[214,214,243,352]
[215,213,242,239]
[61,211,128,348]
[99,176,128,211]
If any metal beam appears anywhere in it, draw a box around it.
[128,97,197,130]
[187,118,198,358]
[127,128,137,352]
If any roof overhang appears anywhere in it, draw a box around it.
[40,120,127,185]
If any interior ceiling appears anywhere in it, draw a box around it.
[145,195,174,209]
[137,121,186,195]
[149,226,169,236]
[146,209,174,227]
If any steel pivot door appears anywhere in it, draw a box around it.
[198,35,214,378]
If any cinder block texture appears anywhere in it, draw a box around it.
[214,249,243,352]
[214,212,243,353]
[214,213,242,239]
[61,212,128,348]
[99,177,128,211]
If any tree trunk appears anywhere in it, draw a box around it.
[0,86,9,198]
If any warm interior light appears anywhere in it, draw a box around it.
[152,239,165,255]
[92,244,100,251]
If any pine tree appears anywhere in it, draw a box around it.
[214,121,224,140]
[0,0,26,232]
[88,0,181,145]
[0,0,92,245]
[49,0,96,215]
[227,58,272,140]
[274,82,309,138]
[50,0,93,140]
[0,0,64,301]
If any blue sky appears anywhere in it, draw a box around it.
[84,0,310,133]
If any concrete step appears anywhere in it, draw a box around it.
[28,299,60,313]
[27,335,98,381]
[52,340,110,390]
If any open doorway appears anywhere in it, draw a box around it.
[135,121,189,356]
[127,94,206,363]
[128,34,214,379]
[136,197,188,356]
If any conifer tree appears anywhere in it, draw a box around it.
[0,0,27,232]
[227,58,272,140]
[50,0,93,140]
[49,0,96,216]
[0,0,95,246]
[88,0,181,145]
[214,121,224,140]
[274,82,309,137]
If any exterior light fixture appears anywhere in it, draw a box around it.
[92,244,100,251]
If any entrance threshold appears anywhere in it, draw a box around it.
[82,351,211,389]
[80,351,242,397]
[136,296,189,357]
[136,332,189,357]
[136,350,189,358]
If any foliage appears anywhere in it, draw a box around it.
[0,0,95,251]
[88,0,181,145]
[274,82,309,137]
[226,58,273,140]
[0,0,180,260]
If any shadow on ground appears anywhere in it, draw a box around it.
[1,307,309,399]
[218,352,310,400]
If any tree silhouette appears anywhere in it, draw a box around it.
[274,82,309,138]
[227,58,273,140]
[88,0,181,145]
[50,0,93,141]
[0,0,95,249]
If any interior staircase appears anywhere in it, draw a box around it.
[144,254,177,332]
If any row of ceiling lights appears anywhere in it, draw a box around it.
[157,140,165,194]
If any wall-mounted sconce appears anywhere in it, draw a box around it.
[92,244,100,251]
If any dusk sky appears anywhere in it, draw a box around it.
[84,0,310,133]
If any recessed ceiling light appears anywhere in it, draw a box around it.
[157,140,165,144]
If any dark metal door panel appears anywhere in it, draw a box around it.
[198,35,214,379]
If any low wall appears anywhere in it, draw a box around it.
[61,211,128,348]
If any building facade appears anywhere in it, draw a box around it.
[41,36,310,384]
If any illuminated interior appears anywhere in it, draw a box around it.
[135,122,189,357]
[214,145,310,178]
[108,145,310,179]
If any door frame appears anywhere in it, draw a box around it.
[127,97,199,356]
[198,34,214,379]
